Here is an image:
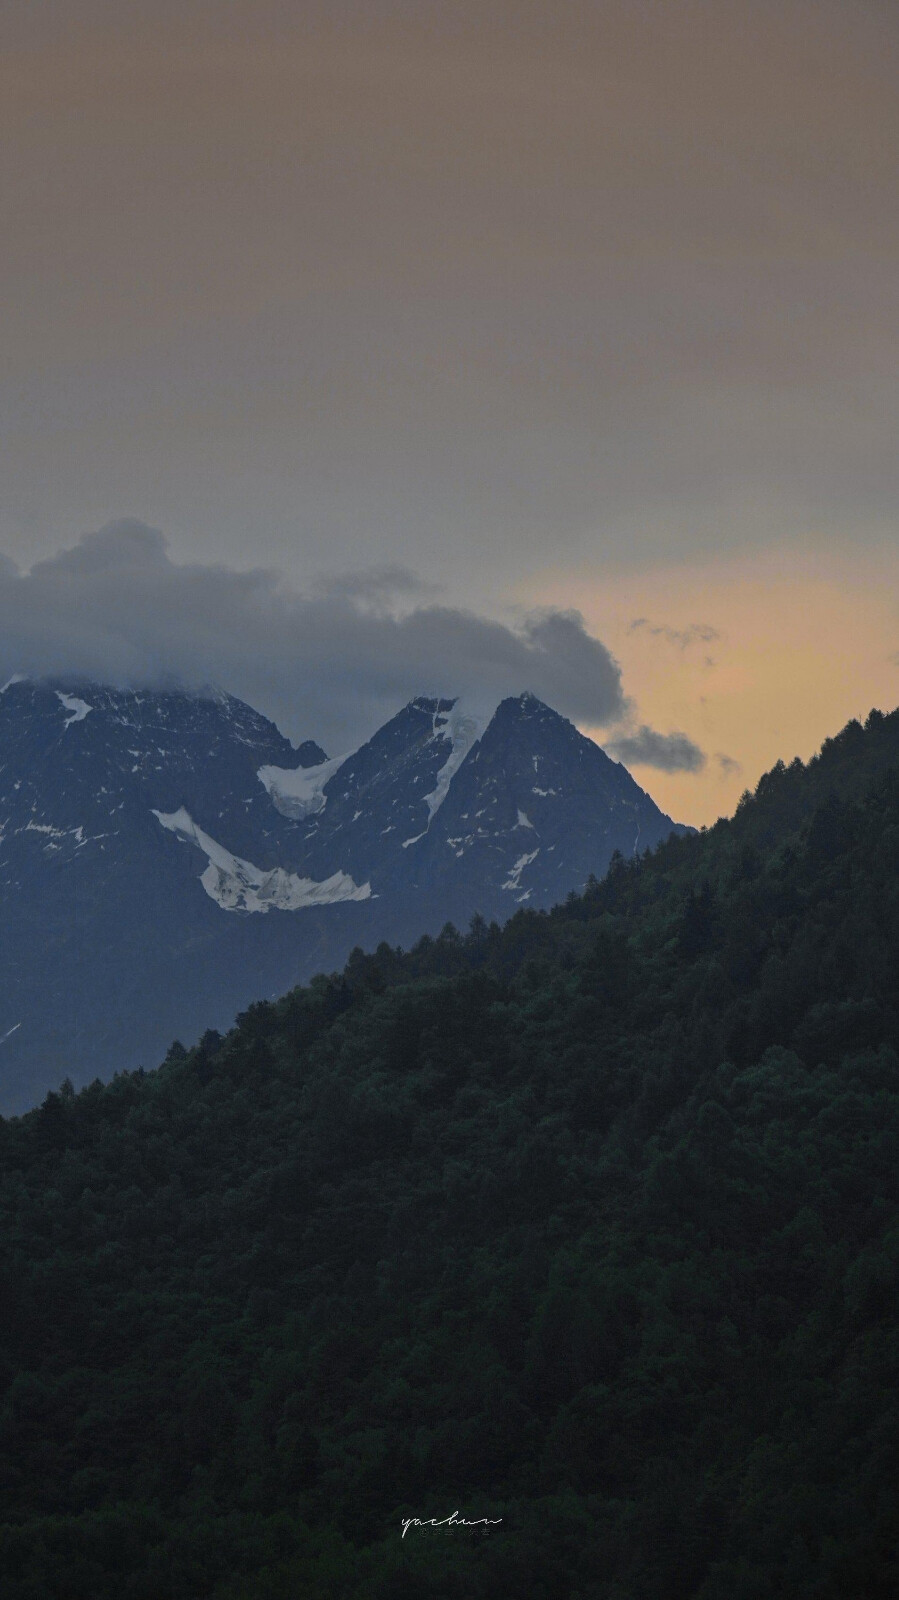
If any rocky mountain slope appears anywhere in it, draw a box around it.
[0,679,686,1109]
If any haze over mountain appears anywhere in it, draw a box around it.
[0,677,687,1112]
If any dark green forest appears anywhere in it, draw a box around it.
[1,707,898,1598]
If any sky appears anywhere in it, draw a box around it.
[1,0,897,823]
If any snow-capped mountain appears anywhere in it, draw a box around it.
[0,679,687,1111]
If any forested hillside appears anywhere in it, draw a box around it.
[1,707,897,1598]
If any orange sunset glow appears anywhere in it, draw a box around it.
[521,544,899,825]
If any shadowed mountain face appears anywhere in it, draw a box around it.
[0,680,686,1110]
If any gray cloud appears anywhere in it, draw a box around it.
[605,725,707,774]
[310,564,441,611]
[0,522,627,750]
[716,752,743,777]
[629,618,721,650]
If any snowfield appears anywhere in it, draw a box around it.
[257,754,349,819]
[422,702,485,823]
[152,807,370,912]
[56,692,93,727]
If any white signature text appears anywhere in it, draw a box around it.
[401,1510,503,1539]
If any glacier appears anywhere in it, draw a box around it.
[422,701,485,823]
[257,753,349,820]
[152,807,370,913]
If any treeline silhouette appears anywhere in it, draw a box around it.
[0,708,898,1597]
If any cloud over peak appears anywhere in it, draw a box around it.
[0,522,629,750]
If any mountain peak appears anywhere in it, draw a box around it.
[405,695,457,717]
[492,690,560,723]
[0,678,687,1111]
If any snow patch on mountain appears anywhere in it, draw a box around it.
[152,807,370,913]
[257,753,348,820]
[422,701,486,823]
[24,822,85,844]
[55,692,92,727]
[502,848,539,892]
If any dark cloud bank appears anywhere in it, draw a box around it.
[0,522,707,771]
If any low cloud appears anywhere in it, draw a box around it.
[716,752,742,777]
[605,725,707,774]
[0,521,627,750]
[629,618,721,650]
[310,564,441,612]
